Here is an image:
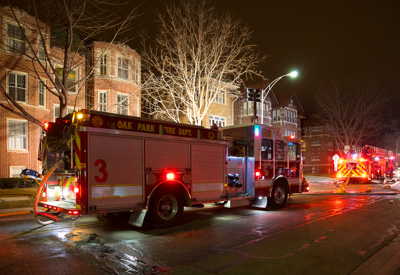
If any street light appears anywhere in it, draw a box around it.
[260,70,298,125]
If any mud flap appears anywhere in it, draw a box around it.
[127,209,147,227]
[251,196,268,208]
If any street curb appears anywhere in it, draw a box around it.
[0,210,30,218]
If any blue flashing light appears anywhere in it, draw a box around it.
[255,126,260,137]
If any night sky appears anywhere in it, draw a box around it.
[5,0,400,117]
[132,0,400,116]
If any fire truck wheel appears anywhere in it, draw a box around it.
[149,188,184,228]
[268,181,288,209]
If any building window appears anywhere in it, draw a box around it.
[10,166,26,178]
[8,23,25,54]
[311,156,321,161]
[8,72,27,102]
[118,57,129,80]
[54,105,74,120]
[98,90,107,112]
[117,94,129,115]
[55,68,77,93]
[311,126,321,131]
[242,101,253,116]
[38,37,45,61]
[100,54,107,76]
[136,96,140,117]
[214,90,226,104]
[8,119,27,150]
[135,61,140,84]
[38,80,46,107]
[273,110,281,122]
[209,115,226,127]
[311,141,321,146]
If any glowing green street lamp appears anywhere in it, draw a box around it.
[260,70,298,124]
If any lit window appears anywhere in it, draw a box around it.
[7,23,25,54]
[98,90,107,112]
[118,57,129,80]
[10,166,26,178]
[55,68,77,93]
[117,94,129,115]
[8,120,27,150]
[209,115,226,127]
[242,101,253,116]
[8,72,26,102]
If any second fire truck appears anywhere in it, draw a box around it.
[35,110,308,228]
[336,145,395,182]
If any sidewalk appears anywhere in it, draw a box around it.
[0,196,32,218]
[304,174,400,195]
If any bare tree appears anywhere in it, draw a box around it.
[314,79,388,155]
[0,0,138,125]
[141,0,264,125]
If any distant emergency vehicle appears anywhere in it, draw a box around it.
[34,110,308,227]
[336,145,395,182]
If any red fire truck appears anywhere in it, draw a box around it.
[336,145,395,182]
[35,110,308,227]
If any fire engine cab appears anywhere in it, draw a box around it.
[35,110,308,228]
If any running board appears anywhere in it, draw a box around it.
[224,196,252,208]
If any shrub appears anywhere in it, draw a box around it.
[0,178,37,189]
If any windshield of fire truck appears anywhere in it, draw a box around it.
[288,142,301,161]
[261,138,273,160]
[275,140,284,160]
[347,161,357,170]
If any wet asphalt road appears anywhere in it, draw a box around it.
[1,192,400,274]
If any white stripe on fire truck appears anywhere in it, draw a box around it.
[91,185,142,199]
[192,182,223,192]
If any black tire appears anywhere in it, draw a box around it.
[149,188,184,228]
[268,181,288,209]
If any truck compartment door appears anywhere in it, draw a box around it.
[192,143,225,201]
[88,134,143,211]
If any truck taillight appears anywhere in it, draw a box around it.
[255,170,261,179]
[43,121,49,131]
[166,173,175,180]
[68,210,80,215]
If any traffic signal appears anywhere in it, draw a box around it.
[247,88,254,101]
[254,89,261,102]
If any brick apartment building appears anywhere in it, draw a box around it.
[206,83,240,128]
[0,6,140,178]
[301,121,336,174]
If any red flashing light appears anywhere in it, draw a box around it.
[166,173,175,180]
[43,122,49,131]
[42,191,46,198]
[68,210,79,215]
[73,187,80,194]
[290,135,295,139]
[255,170,261,179]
